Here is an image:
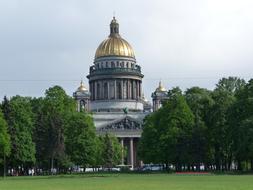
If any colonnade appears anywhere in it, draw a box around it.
[90,79,142,101]
[119,137,140,169]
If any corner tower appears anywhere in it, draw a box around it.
[151,81,169,111]
[87,17,144,112]
[73,80,90,112]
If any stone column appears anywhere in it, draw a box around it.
[114,80,117,99]
[100,82,102,99]
[121,80,124,99]
[107,81,110,100]
[100,81,102,100]
[130,80,133,99]
[139,81,141,99]
[127,80,130,99]
[94,81,97,100]
[101,81,104,100]
[91,82,94,100]
[121,138,124,165]
[136,81,139,99]
[133,81,136,99]
[122,80,125,99]
[89,83,92,100]
[130,138,134,169]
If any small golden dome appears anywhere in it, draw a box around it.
[156,81,167,92]
[77,80,88,92]
[95,17,135,59]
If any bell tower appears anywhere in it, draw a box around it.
[151,81,169,111]
[73,80,90,112]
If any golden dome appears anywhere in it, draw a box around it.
[77,80,88,92]
[95,17,135,59]
[156,81,167,92]
[95,37,135,59]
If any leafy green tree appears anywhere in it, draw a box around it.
[229,79,253,170]
[1,96,11,125]
[30,97,49,170]
[65,111,97,169]
[101,133,122,168]
[140,87,194,171]
[138,112,161,164]
[215,77,245,94]
[185,87,214,171]
[42,86,75,171]
[2,96,35,173]
[160,88,194,171]
[209,77,245,170]
[92,136,104,169]
[0,109,11,177]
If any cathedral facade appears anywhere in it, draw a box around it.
[73,17,168,169]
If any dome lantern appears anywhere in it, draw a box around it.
[110,16,120,37]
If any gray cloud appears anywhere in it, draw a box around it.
[0,0,252,100]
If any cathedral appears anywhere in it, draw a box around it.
[73,17,168,169]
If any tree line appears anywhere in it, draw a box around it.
[0,86,122,176]
[1,77,253,175]
[139,77,253,172]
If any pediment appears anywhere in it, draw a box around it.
[98,116,142,131]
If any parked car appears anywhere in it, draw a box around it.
[141,164,163,171]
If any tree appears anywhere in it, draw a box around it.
[209,77,245,170]
[1,96,11,125]
[185,87,214,171]
[101,133,122,169]
[139,87,194,171]
[0,109,10,177]
[30,97,48,170]
[160,88,194,171]
[2,96,35,174]
[215,77,245,94]
[65,111,97,169]
[138,112,162,164]
[229,79,253,170]
[42,86,76,172]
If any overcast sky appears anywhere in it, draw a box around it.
[0,0,253,100]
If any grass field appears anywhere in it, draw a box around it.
[0,173,253,190]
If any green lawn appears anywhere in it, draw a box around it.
[0,173,253,190]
